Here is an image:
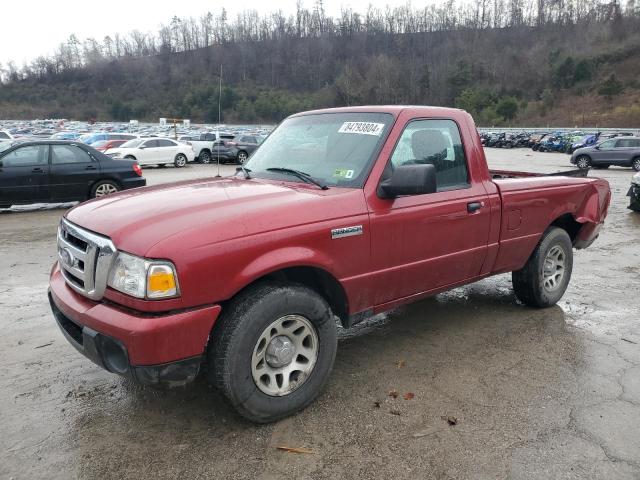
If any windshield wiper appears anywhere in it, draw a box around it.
[266,167,328,190]
[235,166,252,179]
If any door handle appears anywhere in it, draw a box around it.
[85,165,97,170]
[32,167,45,173]
[467,201,484,213]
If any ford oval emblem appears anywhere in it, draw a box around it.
[60,247,74,267]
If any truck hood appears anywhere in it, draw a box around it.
[65,177,366,256]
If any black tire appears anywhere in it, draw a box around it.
[90,179,120,198]
[237,151,248,164]
[632,157,640,172]
[174,153,187,168]
[512,227,573,308]
[576,155,591,169]
[208,282,337,423]
[199,150,212,164]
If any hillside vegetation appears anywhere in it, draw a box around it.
[1,0,639,127]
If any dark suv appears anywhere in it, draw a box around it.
[0,140,145,208]
[571,137,640,171]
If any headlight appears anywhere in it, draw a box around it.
[107,252,179,299]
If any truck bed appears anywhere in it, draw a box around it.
[490,169,588,179]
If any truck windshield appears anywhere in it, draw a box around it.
[245,112,393,188]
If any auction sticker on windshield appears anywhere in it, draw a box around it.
[338,122,385,136]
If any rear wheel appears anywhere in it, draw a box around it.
[91,180,120,198]
[237,151,248,164]
[512,227,573,308]
[576,155,591,169]
[208,282,337,423]
[632,157,640,172]
[174,153,187,168]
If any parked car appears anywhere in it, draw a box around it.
[49,106,610,423]
[107,138,195,167]
[91,139,128,153]
[0,130,14,140]
[81,133,138,146]
[0,140,145,208]
[571,137,640,171]
[568,133,600,154]
[50,132,82,141]
[628,172,640,212]
[228,134,265,163]
[187,132,236,164]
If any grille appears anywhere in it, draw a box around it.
[57,219,117,300]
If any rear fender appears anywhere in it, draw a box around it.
[569,181,611,248]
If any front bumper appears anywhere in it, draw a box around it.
[49,263,221,387]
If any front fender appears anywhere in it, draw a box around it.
[229,246,340,297]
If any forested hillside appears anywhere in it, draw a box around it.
[1,0,639,126]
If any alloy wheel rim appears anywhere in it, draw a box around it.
[176,155,186,166]
[543,245,566,292]
[251,315,319,397]
[238,152,247,163]
[634,159,640,171]
[95,184,117,197]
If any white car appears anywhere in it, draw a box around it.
[0,130,14,140]
[108,138,195,168]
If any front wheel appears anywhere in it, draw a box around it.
[512,227,573,308]
[576,155,591,169]
[174,154,187,168]
[91,180,120,198]
[208,282,337,423]
[632,157,640,172]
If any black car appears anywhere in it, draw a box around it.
[0,140,146,208]
[232,134,265,164]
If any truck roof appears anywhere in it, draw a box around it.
[291,105,467,117]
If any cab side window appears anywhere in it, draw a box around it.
[51,145,92,164]
[2,145,48,166]
[389,119,469,192]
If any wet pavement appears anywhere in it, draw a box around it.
[1,152,639,479]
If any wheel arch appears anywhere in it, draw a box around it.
[87,177,122,198]
[225,265,350,327]
[548,213,582,243]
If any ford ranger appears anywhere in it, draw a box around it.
[49,106,611,422]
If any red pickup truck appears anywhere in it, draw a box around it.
[49,106,610,422]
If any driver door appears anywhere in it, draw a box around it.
[367,118,490,305]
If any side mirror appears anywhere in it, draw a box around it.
[139,145,146,149]
[594,145,600,150]
[378,164,437,199]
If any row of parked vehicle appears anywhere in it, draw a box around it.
[481,130,637,154]
[0,124,265,167]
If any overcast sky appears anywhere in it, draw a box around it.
[0,0,414,67]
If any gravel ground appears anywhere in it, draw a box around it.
[1,150,639,479]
